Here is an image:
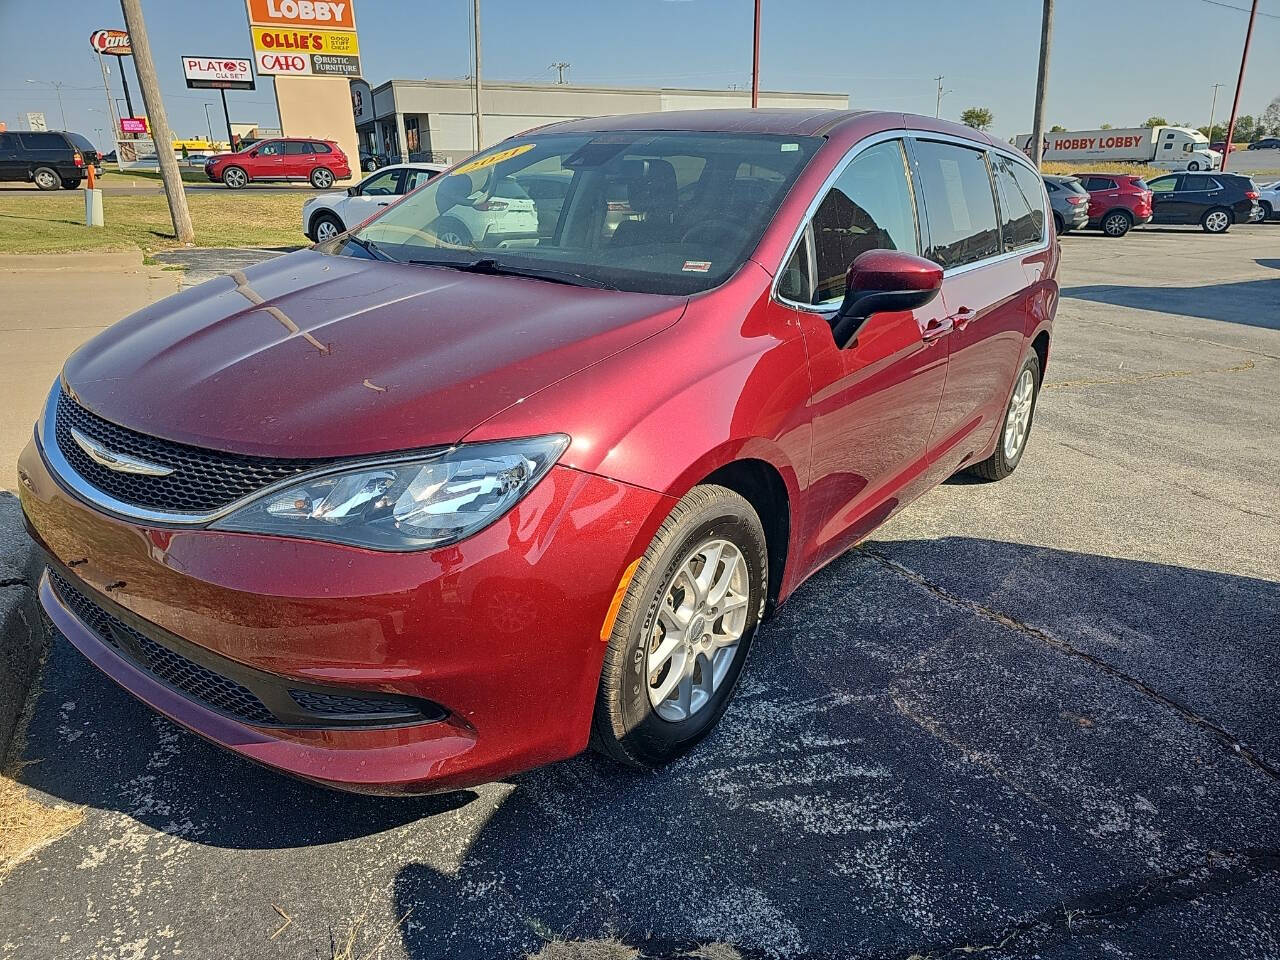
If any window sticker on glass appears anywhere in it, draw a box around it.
[453,143,537,175]
[781,143,799,152]
[682,260,712,273]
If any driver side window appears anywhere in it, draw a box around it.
[360,169,401,195]
[258,141,281,156]
[780,139,919,306]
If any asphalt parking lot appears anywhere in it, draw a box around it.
[1,225,1278,959]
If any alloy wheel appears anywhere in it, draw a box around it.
[34,170,56,189]
[1003,368,1035,461]
[313,169,334,188]
[1205,210,1230,233]
[315,218,340,242]
[223,168,247,188]
[1103,213,1129,236]
[646,538,751,722]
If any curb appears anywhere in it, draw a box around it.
[0,491,44,763]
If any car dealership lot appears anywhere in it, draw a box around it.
[1,228,1277,959]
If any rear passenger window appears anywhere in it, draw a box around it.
[18,133,64,150]
[283,141,310,155]
[991,155,1045,250]
[311,142,332,154]
[912,139,1000,268]
[790,139,918,305]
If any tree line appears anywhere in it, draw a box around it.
[957,96,1280,139]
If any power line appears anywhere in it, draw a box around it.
[1196,0,1280,18]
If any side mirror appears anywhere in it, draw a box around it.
[346,185,358,197]
[248,149,258,158]
[831,249,943,348]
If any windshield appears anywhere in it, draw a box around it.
[339,131,823,294]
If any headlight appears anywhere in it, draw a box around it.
[211,435,568,550]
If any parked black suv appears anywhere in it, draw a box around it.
[0,130,101,190]
[1146,172,1262,233]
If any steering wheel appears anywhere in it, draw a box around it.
[680,218,739,246]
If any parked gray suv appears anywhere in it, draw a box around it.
[1043,175,1089,233]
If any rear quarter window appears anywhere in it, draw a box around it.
[912,139,1000,268]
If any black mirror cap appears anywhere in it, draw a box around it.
[346,185,358,196]
[832,249,944,348]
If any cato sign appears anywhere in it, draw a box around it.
[89,29,132,57]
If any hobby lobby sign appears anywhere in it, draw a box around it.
[247,0,355,29]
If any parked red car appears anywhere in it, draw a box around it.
[204,137,351,189]
[1076,173,1153,236]
[20,111,1057,794]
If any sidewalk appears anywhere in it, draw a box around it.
[0,252,181,493]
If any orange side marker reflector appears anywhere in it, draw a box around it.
[600,558,641,642]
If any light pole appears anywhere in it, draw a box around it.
[1207,82,1224,145]
[24,79,68,129]
[203,103,215,145]
[934,76,953,118]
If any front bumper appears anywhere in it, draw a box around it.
[18,436,672,793]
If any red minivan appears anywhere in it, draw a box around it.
[205,137,351,189]
[20,111,1057,793]
[1077,173,1154,237]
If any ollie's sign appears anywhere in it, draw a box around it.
[89,29,132,57]
[182,56,256,91]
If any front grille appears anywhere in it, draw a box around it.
[46,568,443,730]
[49,569,276,725]
[54,389,339,513]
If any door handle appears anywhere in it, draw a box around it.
[949,306,975,332]
[921,316,954,342]
[377,201,390,206]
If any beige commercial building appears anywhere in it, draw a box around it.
[351,79,849,165]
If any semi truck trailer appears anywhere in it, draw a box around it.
[1015,126,1219,171]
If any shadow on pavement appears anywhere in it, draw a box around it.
[11,538,1280,956]
[1061,277,1280,330]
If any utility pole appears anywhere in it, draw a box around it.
[472,0,483,152]
[549,62,570,84]
[1221,0,1258,172]
[119,0,193,243]
[934,76,946,118]
[1207,82,1224,143]
[1029,0,1054,168]
[202,103,215,144]
[751,0,761,108]
[96,54,121,145]
[25,80,68,129]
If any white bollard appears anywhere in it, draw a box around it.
[84,188,104,228]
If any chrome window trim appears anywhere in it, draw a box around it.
[36,380,455,528]
[770,127,1051,312]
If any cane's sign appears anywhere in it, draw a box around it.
[90,29,132,57]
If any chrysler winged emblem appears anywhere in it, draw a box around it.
[70,427,175,477]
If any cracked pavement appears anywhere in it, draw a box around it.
[1,227,1278,959]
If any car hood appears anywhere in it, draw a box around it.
[61,250,687,458]
[304,190,346,208]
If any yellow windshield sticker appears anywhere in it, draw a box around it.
[453,143,536,175]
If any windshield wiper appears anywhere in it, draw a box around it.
[407,257,617,290]
[343,234,397,262]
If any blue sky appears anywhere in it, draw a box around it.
[2,0,1277,150]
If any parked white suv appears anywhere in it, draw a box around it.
[302,163,446,242]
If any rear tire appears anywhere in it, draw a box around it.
[967,352,1041,482]
[1201,207,1232,233]
[1101,209,1132,237]
[591,485,767,769]
[32,167,59,190]
[432,216,472,247]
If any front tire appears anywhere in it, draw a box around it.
[222,166,248,189]
[1187,160,1201,171]
[1261,200,1274,221]
[967,352,1041,482]
[32,167,59,190]
[1202,207,1232,233]
[310,211,343,243]
[310,167,335,189]
[1101,209,1132,237]
[592,485,767,769]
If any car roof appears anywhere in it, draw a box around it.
[377,162,446,171]
[535,108,875,137]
